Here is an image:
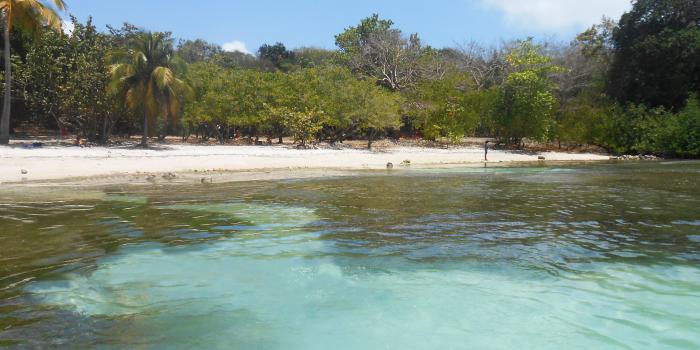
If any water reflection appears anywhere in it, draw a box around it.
[0,162,699,349]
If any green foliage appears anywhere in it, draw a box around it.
[258,42,295,71]
[177,39,222,64]
[23,18,112,141]
[8,6,700,158]
[335,14,394,58]
[668,97,700,157]
[110,31,191,145]
[283,109,326,146]
[605,96,700,157]
[184,63,267,130]
[1,0,67,144]
[407,70,481,142]
[334,14,423,91]
[555,94,615,147]
[607,0,700,110]
[293,47,337,68]
[61,19,113,141]
[494,40,560,144]
[290,65,401,143]
[183,63,400,145]
[23,28,67,126]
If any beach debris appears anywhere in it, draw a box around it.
[400,160,411,167]
[21,169,28,175]
[538,156,546,160]
[162,172,177,180]
[386,162,394,169]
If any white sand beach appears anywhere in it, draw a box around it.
[0,143,611,185]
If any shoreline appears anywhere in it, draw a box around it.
[1,144,611,186]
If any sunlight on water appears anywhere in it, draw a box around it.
[4,162,700,349]
[27,238,700,349]
[27,201,700,349]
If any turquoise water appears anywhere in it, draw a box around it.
[1,162,700,349]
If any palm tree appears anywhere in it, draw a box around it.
[110,31,190,147]
[1,0,66,145]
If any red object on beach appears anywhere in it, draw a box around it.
[60,127,68,139]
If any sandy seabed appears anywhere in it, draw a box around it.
[0,144,610,186]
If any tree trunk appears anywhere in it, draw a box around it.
[157,102,168,141]
[0,12,12,145]
[101,115,109,144]
[141,106,148,147]
[367,129,375,150]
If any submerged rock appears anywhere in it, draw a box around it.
[616,154,660,161]
[386,162,394,169]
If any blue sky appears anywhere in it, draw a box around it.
[64,0,631,54]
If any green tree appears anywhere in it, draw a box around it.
[283,108,325,147]
[607,0,700,110]
[258,42,295,71]
[289,65,401,146]
[1,0,66,144]
[110,31,190,146]
[61,18,113,142]
[24,18,113,142]
[177,39,222,64]
[293,47,336,68]
[184,63,275,143]
[494,40,560,145]
[23,25,67,129]
[407,70,481,143]
[358,84,401,148]
[335,14,422,90]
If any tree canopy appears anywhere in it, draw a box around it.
[608,0,700,110]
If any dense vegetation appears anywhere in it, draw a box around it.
[1,0,699,156]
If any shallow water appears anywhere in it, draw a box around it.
[1,162,700,349]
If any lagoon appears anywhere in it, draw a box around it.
[1,162,699,349]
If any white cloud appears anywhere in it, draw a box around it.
[222,40,251,55]
[479,0,630,30]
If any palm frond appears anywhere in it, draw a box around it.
[152,67,175,90]
[9,0,66,34]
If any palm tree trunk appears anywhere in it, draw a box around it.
[0,11,12,145]
[141,106,148,147]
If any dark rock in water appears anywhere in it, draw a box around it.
[201,177,213,184]
[538,156,546,160]
[400,160,411,167]
[146,174,157,183]
[386,162,394,169]
[21,169,28,175]
[162,172,177,180]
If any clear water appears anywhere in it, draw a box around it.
[1,162,700,349]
